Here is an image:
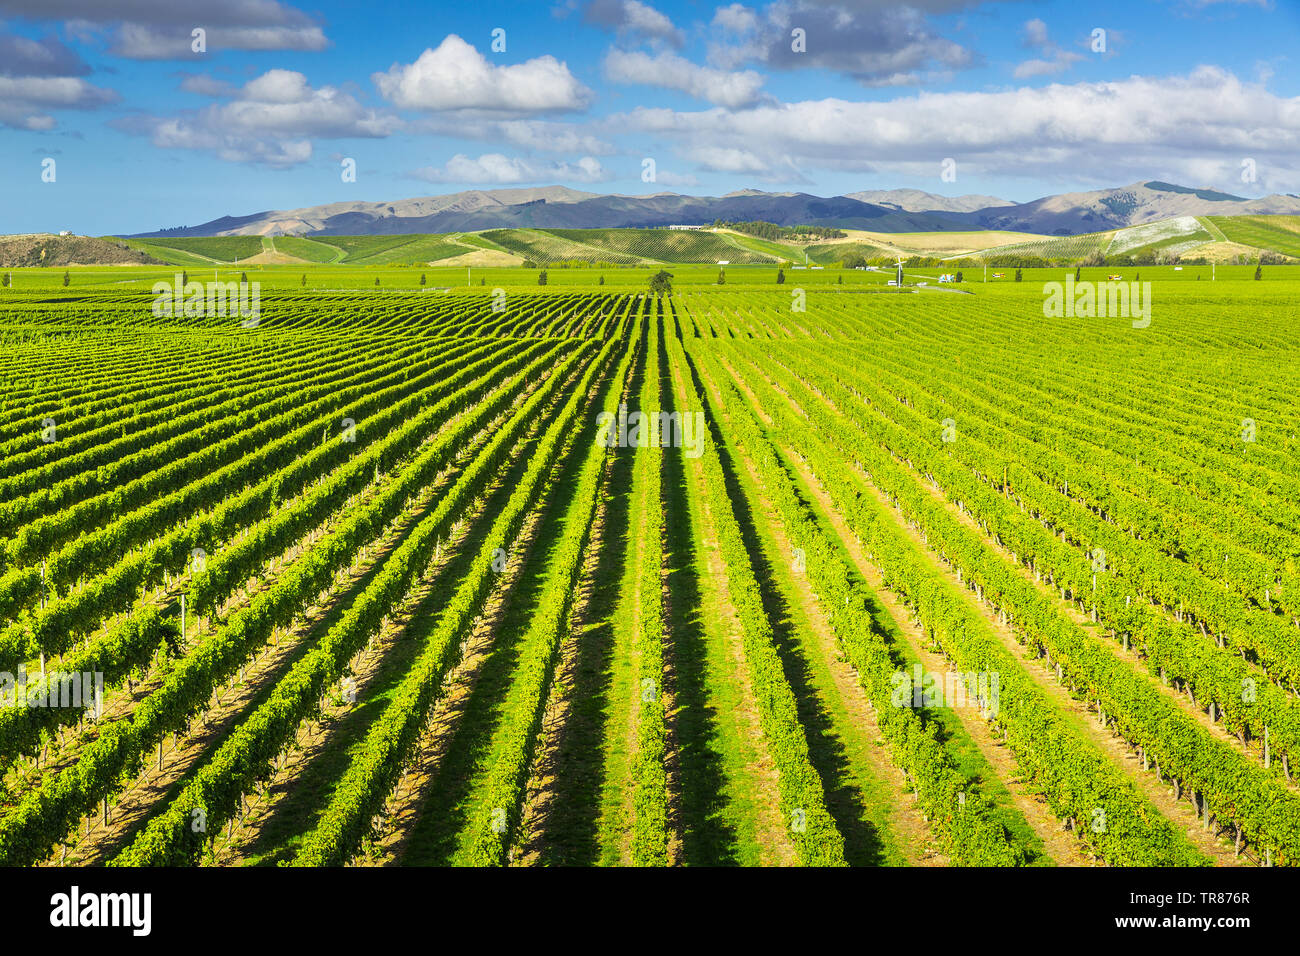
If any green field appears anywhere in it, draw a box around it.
[1208,215,1300,257]
[2,264,1298,872]
[545,228,778,263]
[123,235,267,264]
[97,215,1300,274]
[274,236,346,263]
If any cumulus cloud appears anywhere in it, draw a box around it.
[685,145,770,173]
[615,66,1300,191]
[604,49,765,107]
[0,0,329,58]
[374,35,592,113]
[410,152,610,184]
[114,68,396,165]
[707,2,973,86]
[114,23,328,59]
[0,31,116,129]
[1012,18,1084,78]
[584,0,683,46]
[0,75,117,129]
[0,34,91,77]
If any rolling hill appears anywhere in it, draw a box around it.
[127,181,1300,242]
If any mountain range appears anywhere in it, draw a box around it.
[133,181,1300,239]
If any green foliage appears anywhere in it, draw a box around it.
[648,269,673,297]
[711,219,845,241]
[131,236,264,263]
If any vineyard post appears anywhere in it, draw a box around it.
[182,593,186,643]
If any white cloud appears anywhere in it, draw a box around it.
[1013,55,1083,79]
[1022,18,1050,49]
[584,0,684,46]
[374,35,591,113]
[707,2,973,85]
[115,69,397,166]
[410,152,610,184]
[686,145,770,173]
[0,0,331,59]
[712,3,759,33]
[615,67,1300,191]
[0,74,117,130]
[604,49,765,108]
[113,23,327,59]
[1013,18,1083,78]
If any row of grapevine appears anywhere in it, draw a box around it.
[726,341,1206,865]
[0,341,570,764]
[630,308,669,866]
[111,339,606,865]
[665,327,848,866]
[458,317,641,866]
[688,338,1026,864]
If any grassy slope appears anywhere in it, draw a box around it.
[124,236,266,263]
[1208,215,1300,258]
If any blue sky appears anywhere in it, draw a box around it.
[1,0,1297,234]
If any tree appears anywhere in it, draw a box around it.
[717,268,726,285]
[538,270,548,286]
[420,273,427,286]
[776,268,785,284]
[521,259,538,269]
[1,273,9,288]
[1255,264,1263,280]
[1075,266,1081,282]
[374,277,380,286]
[62,271,70,287]
[836,274,842,284]
[301,274,307,287]
[182,270,189,286]
[598,275,605,285]
[649,270,673,298]
[1014,268,1023,282]
[955,271,963,283]
[240,272,248,284]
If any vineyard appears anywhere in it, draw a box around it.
[1,273,1298,869]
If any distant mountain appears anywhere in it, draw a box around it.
[130,181,1300,239]
[845,188,1014,214]
[961,181,1300,235]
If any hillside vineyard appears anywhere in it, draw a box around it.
[1,280,1298,868]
